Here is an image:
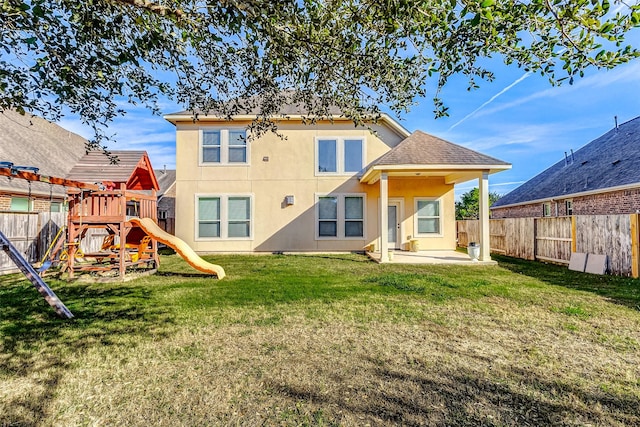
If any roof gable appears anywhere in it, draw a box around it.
[492,116,640,208]
[66,151,160,191]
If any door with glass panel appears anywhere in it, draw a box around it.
[388,203,400,249]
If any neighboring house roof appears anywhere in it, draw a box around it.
[492,116,640,209]
[360,130,510,184]
[155,168,176,199]
[66,150,160,191]
[0,110,88,197]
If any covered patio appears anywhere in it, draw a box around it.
[360,131,511,263]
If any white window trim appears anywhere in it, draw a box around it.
[542,202,552,217]
[314,136,366,176]
[315,193,367,240]
[195,193,254,241]
[414,197,443,238]
[199,127,250,166]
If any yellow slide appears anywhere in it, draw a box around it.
[130,217,225,279]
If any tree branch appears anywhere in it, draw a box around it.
[113,0,185,20]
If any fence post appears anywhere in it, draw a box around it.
[631,214,639,279]
[571,215,577,254]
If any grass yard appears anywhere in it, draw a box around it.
[1,253,640,426]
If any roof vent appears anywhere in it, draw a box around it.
[581,160,588,166]
[615,115,619,132]
[612,159,621,165]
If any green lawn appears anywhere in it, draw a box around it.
[1,253,639,426]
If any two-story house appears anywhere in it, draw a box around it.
[164,109,510,261]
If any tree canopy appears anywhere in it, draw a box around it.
[1,0,639,147]
[456,187,501,220]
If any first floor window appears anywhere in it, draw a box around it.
[198,197,221,238]
[197,195,251,239]
[318,196,338,237]
[415,198,441,235]
[542,202,551,217]
[10,197,29,212]
[565,200,573,216]
[344,196,364,237]
[316,194,365,239]
[228,197,251,237]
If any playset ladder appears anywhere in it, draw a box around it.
[0,229,74,319]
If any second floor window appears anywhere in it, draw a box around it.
[201,128,248,165]
[316,137,364,175]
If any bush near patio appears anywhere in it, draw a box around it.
[1,253,639,426]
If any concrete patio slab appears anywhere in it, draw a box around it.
[366,250,497,265]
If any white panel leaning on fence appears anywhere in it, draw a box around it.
[569,252,608,275]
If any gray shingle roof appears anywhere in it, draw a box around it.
[371,130,510,166]
[66,150,147,184]
[492,116,640,208]
[66,150,159,191]
[155,169,176,197]
[0,110,88,197]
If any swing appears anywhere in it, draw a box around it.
[60,189,85,261]
[37,183,58,274]
[24,181,33,262]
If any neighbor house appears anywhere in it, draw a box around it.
[492,116,640,218]
[0,109,87,213]
[156,167,176,234]
[165,108,510,261]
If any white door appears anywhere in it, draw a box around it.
[388,203,400,249]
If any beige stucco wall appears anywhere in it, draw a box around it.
[174,119,455,253]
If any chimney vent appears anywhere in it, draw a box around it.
[615,115,618,132]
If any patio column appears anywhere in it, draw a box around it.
[380,172,389,263]
[478,170,491,261]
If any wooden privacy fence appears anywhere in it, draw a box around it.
[457,214,640,277]
[0,212,106,273]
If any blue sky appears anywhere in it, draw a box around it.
[58,58,640,199]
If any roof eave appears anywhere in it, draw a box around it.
[163,112,411,138]
[360,163,511,184]
[491,181,640,210]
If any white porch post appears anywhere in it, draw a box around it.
[479,170,491,261]
[380,172,389,263]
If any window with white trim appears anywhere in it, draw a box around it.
[197,195,252,239]
[415,198,441,236]
[316,137,364,174]
[316,194,365,239]
[542,202,551,217]
[201,128,248,164]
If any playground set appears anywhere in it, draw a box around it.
[1,161,225,319]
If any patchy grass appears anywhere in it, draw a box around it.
[1,253,639,426]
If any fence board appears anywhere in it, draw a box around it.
[504,218,535,260]
[535,217,572,264]
[457,220,479,247]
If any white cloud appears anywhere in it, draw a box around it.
[476,61,640,118]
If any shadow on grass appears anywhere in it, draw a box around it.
[0,275,174,426]
[494,254,640,310]
[269,360,639,426]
